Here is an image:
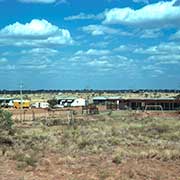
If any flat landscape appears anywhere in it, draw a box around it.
[0,109,180,180]
[3,91,180,102]
[1,0,180,179]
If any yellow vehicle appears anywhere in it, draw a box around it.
[13,100,30,109]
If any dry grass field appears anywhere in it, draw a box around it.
[0,110,180,180]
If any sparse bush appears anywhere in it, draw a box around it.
[98,170,111,180]
[112,154,123,164]
[13,151,38,168]
[108,137,120,145]
[107,110,112,116]
[111,126,119,136]
[112,148,129,164]
[78,138,92,149]
[0,109,13,132]
[47,99,58,108]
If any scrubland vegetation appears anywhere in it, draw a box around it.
[2,91,180,104]
[0,110,180,179]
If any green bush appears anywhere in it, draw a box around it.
[0,109,13,131]
[78,138,92,149]
[13,151,39,168]
[47,99,58,108]
[112,154,123,164]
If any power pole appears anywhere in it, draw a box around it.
[20,83,23,122]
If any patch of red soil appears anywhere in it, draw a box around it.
[1,153,180,180]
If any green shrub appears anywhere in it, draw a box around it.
[47,99,58,108]
[13,152,38,168]
[0,109,13,132]
[112,154,123,164]
[78,138,91,149]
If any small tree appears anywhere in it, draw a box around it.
[176,94,180,100]
[0,110,14,155]
[0,109,13,132]
[47,99,58,108]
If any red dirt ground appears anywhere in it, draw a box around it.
[0,152,180,180]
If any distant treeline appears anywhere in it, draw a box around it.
[0,89,180,94]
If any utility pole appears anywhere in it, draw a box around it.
[20,83,23,122]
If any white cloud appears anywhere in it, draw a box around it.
[134,42,180,55]
[75,49,111,56]
[133,42,180,64]
[18,0,57,3]
[64,12,103,21]
[82,24,132,37]
[133,0,149,4]
[103,0,180,28]
[0,19,73,47]
[114,45,131,52]
[21,48,59,56]
[87,59,112,67]
[17,56,54,71]
[0,57,8,63]
[148,54,180,64]
[82,25,119,36]
[139,29,162,38]
[90,41,109,48]
[0,64,15,71]
[170,30,180,39]
[56,0,68,4]
[1,19,64,37]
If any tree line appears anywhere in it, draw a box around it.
[0,89,180,94]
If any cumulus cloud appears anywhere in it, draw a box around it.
[17,56,53,70]
[0,19,73,47]
[0,19,66,37]
[87,59,112,67]
[64,12,104,21]
[133,42,180,64]
[133,0,149,4]
[55,0,68,5]
[75,49,111,56]
[134,42,180,55]
[139,28,162,38]
[82,25,119,36]
[69,53,134,73]
[18,0,57,3]
[148,54,180,64]
[82,24,132,37]
[21,48,59,56]
[0,57,8,63]
[114,45,132,52]
[103,0,180,28]
[170,30,180,39]
[0,65,16,71]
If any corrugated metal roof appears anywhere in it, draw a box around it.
[93,96,107,100]
[124,98,176,100]
[56,97,76,100]
[93,96,122,100]
[0,97,13,100]
[92,97,176,101]
[107,96,121,100]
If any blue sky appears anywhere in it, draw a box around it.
[0,0,180,89]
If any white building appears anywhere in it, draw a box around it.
[32,102,49,109]
[71,98,87,107]
[56,97,87,107]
